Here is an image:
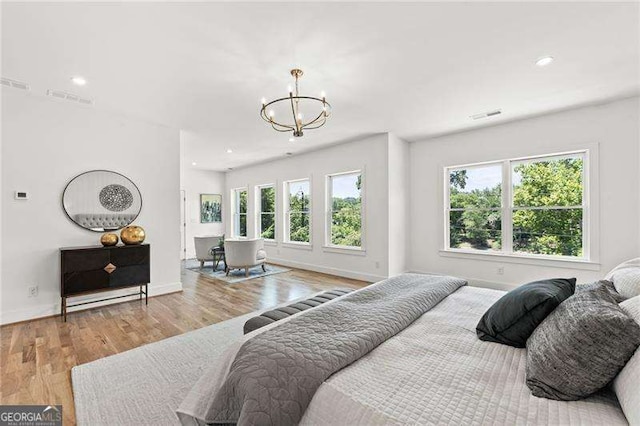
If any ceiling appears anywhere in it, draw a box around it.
[2,2,639,171]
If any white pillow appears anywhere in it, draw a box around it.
[614,295,640,425]
[605,258,640,299]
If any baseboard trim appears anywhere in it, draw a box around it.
[408,269,516,291]
[268,257,386,283]
[0,282,183,326]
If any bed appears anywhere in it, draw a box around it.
[175,274,628,426]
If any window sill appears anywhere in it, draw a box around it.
[322,245,367,256]
[438,249,600,271]
[282,241,313,251]
[263,240,278,247]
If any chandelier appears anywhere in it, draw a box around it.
[260,69,331,138]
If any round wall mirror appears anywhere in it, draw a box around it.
[62,170,142,232]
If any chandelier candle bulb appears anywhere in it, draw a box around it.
[261,97,266,106]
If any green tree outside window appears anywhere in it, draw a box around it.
[330,172,362,247]
[288,180,310,243]
[259,186,275,239]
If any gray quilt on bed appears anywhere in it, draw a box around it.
[177,273,466,425]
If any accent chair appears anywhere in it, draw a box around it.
[224,238,267,277]
[194,235,223,268]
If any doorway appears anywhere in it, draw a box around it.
[180,189,187,260]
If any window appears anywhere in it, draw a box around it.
[284,179,311,243]
[512,154,585,257]
[448,163,503,252]
[327,171,363,248]
[233,188,247,238]
[446,151,587,259]
[257,185,275,240]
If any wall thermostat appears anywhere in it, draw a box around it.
[14,191,28,200]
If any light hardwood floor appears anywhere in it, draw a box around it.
[0,264,368,425]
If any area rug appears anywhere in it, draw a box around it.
[72,292,330,425]
[72,312,253,425]
[184,259,290,283]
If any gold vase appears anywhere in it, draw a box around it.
[120,225,146,245]
[100,233,119,247]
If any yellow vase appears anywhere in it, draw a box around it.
[120,225,145,245]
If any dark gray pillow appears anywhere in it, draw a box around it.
[476,278,576,347]
[526,285,640,401]
[575,279,625,303]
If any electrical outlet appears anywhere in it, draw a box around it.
[28,285,39,297]
[497,267,504,275]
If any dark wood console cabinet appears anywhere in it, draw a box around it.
[60,244,150,321]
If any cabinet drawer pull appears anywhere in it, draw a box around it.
[103,263,117,274]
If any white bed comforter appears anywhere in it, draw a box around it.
[300,286,627,425]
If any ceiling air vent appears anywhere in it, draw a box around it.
[46,89,94,106]
[1,77,31,91]
[470,109,502,120]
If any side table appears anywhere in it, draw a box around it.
[210,246,226,271]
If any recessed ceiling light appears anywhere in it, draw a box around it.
[535,56,554,67]
[71,76,87,86]
[226,149,233,154]
[192,162,197,166]
[289,138,294,142]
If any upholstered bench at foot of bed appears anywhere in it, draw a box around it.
[243,289,354,334]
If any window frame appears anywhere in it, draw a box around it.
[231,187,248,238]
[443,150,590,262]
[256,183,276,242]
[325,170,365,252]
[283,178,312,247]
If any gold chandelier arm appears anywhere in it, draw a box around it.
[289,94,301,134]
[301,108,328,128]
[260,106,295,131]
[259,113,273,124]
[259,106,273,123]
[271,123,295,132]
[302,116,327,130]
[300,102,331,129]
[270,120,295,131]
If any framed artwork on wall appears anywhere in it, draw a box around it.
[200,194,222,223]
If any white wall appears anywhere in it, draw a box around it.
[181,167,226,259]
[409,97,640,289]
[225,134,391,282]
[1,90,182,324]
[388,134,410,276]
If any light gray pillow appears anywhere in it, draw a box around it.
[605,258,640,299]
[613,295,640,425]
[526,285,640,401]
[575,280,625,302]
